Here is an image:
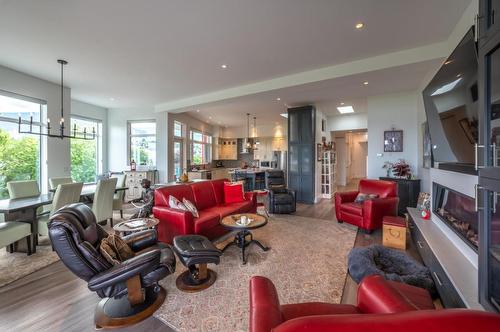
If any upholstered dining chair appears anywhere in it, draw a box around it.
[47,203,176,329]
[49,177,73,190]
[92,177,117,227]
[0,221,32,255]
[7,180,49,215]
[37,182,83,236]
[111,173,126,219]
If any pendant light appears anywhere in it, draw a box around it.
[18,59,95,140]
[245,113,252,151]
[252,116,259,150]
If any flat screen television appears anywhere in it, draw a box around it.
[422,27,478,174]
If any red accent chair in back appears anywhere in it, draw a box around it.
[334,179,399,233]
[249,275,500,332]
[153,179,257,244]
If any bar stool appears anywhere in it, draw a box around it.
[254,189,269,217]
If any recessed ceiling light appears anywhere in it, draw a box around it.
[444,60,453,65]
[280,113,288,118]
[196,109,200,112]
[209,116,212,119]
[221,64,228,69]
[355,22,364,29]
[109,97,115,101]
[363,81,369,85]
[340,102,345,105]
[456,73,462,78]
[337,106,355,114]
[276,97,281,101]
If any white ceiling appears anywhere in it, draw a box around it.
[0,0,471,109]
[184,58,442,127]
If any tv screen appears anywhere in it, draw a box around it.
[422,27,478,169]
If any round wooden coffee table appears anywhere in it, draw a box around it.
[220,213,269,264]
[113,218,159,236]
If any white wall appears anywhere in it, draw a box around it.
[367,91,419,178]
[327,113,367,132]
[71,99,109,173]
[108,107,168,182]
[0,65,71,193]
[349,132,368,179]
[221,119,287,139]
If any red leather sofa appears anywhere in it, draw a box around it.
[153,179,257,244]
[249,275,500,332]
[334,179,399,232]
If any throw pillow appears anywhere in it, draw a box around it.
[182,198,199,218]
[224,181,245,204]
[169,195,187,210]
[100,234,135,265]
[354,193,379,204]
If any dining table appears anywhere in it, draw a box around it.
[0,184,128,253]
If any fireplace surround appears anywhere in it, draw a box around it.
[432,182,478,251]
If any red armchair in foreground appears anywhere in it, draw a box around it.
[153,179,257,244]
[334,179,398,232]
[249,275,500,332]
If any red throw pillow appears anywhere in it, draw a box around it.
[224,182,245,204]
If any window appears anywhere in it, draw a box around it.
[128,120,156,166]
[0,92,43,199]
[70,117,103,183]
[173,121,185,180]
[190,130,212,165]
[174,121,183,137]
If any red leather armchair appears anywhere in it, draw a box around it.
[249,275,500,332]
[153,179,257,244]
[334,179,399,232]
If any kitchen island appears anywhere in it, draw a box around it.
[228,168,268,191]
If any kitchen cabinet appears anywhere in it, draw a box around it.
[218,139,237,160]
[211,168,231,180]
[213,137,220,160]
[272,137,286,151]
[187,171,211,180]
[254,138,272,161]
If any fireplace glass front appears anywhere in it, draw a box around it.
[433,183,478,251]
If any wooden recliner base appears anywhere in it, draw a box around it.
[176,263,217,293]
[94,284,166,330]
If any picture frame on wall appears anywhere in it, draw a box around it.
[384,130,403,152]
[317,143,323,161]
[422,122,433,169]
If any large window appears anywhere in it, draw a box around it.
[128,120,156,166]
[0,92,43,199]
[70,117,103,183]
[190,130,212,165]
[173,121,185,180]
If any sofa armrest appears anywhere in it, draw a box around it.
[362,197,399,230]
[249,276,284,332]
[123,229,158,252]
[88,249,161,291]
[153,206,194,243]
[245,191,257,205]
[335,191,359,204]
[357,275,418,314]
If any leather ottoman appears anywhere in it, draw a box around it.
[383,216,407,250]
[173,235,222,292]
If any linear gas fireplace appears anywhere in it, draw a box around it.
[433,182,479,251]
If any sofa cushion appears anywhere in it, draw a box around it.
[341,202,363,216]
[210,179,227,205]
[194,210,221,234]
[232,200,254,213]
[183,198,199,218]
[224,182,245,204]
[155,184,194,207]
[191,181,217,210]
[203,205,239,219]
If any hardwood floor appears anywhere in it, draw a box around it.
[0,179,426,331]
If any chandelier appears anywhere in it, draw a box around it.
[18,59,95,140]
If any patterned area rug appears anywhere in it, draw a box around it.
[0,237,59,288]
[154,214,357,332]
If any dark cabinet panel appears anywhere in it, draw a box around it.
[479,0,500,47]
[379,178,420,216]
[288,106,315,204]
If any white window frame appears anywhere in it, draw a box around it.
[127,119,157,166]
[70,115,103,181]
[190,129,212,165]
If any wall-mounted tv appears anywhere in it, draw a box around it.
[422,27,478,174]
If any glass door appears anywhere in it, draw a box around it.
[173,138,184,181]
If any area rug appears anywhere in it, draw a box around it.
[0,237,59,288]
[154,214,357,332]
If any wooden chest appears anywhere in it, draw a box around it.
[382,216,407,250]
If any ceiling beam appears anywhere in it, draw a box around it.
[155,41,448,113]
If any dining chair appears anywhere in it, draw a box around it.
[0,221,32,255]
[7,179,49,215]
[111,173,126,219]
[49,177,73,190]
[37,182,84,236]
[92,177,117,227]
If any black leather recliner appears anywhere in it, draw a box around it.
[48,203,176,329]
[265,170,296,214]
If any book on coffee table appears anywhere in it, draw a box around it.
[124,220,146,229]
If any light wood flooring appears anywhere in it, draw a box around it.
[0,180,424,331]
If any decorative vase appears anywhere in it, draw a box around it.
[179,172,189,183]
